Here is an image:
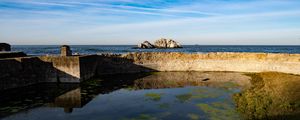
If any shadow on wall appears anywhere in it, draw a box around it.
[0,57,80,90]
[0,54,157,91]
[0,57,54,90]
[96,55,158,75]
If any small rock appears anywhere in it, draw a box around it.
[202,78,210,81]
[138,41,155,49]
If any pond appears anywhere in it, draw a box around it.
[0,72,299,120]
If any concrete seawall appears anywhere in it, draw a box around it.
[0,55,95,90]
[1,52,300,90]
[122,52,300,74]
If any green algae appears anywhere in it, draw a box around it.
[145,93,163,101]
[187,113,200,120]
[123,114,158,120]
[197,102,238,120]
[158,103,170,109]
[234,72,300,120]
[176,93,192,103]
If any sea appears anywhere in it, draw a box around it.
[11,45,300,55]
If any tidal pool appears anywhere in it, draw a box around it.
[0,72,299,120]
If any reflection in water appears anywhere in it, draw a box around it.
[0,83,79,117]
[0,72,299,120]
[233,72,300,120]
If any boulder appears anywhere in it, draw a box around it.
[154,38,181,48]
[138,41,155,49]
[0,43,11,51]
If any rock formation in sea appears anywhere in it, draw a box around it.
[154,38,181,48]
[137,38,181,49]
[138,41,155,49]
[0,43,11,51]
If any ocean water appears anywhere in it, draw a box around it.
[12,45,300,55]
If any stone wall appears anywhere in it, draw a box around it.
[122,52,300,75]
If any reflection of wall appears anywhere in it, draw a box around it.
[0,83,80,118]
[52,88,82,108]
[132,72,251,89]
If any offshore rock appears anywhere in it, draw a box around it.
[0,43,11,51]
[154,38,181,48]
[137,38,182,49]
[138,41,155,49]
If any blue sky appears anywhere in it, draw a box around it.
[0,0,300,45]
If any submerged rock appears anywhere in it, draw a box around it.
[137,38,182,49]
[138,41,155,49]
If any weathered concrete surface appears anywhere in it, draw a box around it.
[0,57,56,90]
[79,55,98,80]
[39,56,80,83]
[122,52,300,75]
[0,52,27,59]
[60,45,72,56]
[0,55,96,90]
[96,54,156,75]
[1,52,300,90]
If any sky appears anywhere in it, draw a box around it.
[0,0,300,45]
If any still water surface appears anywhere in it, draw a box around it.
[0,72,299,120]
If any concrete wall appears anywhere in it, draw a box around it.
[0,57,56,90]
[1,52,300,90]
[39,56,81,83]
[0,52,27,59]
[0,55,100,90]
[79,55,98,80]
[96,54,156,75]
[122,52,300,75]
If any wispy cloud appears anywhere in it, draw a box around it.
[0,0,300,45]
